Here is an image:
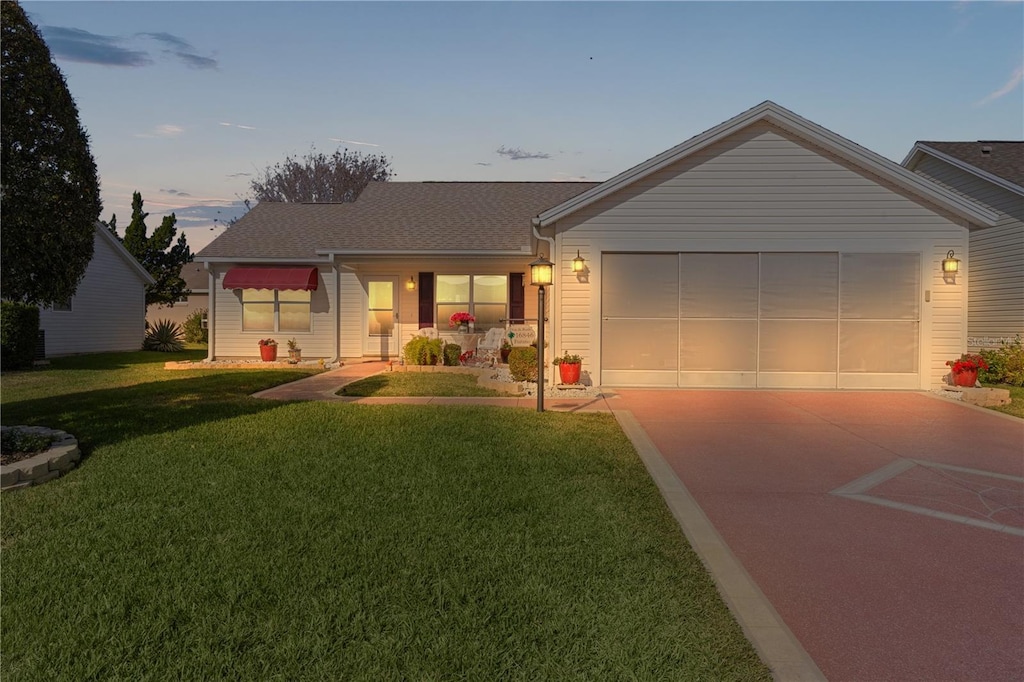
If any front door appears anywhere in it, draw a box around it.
[365,277,398,357]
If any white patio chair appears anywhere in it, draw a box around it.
[476,327,505,364]
[418,327,439,339]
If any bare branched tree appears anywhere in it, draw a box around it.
[249,147,392,203]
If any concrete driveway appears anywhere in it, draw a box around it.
[611,390,1023,682]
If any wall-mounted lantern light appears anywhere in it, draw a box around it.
[530,255,553,412]
[572,250,586,273]
[406,276,416,291]
[942,250,960,274]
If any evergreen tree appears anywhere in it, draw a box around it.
[1,1,101,306]
[108,192,192,307]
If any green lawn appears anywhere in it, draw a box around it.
[338,371,506,397]
[1,352,770,680]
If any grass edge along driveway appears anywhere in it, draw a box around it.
[1,351,770,680]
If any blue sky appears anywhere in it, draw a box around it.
[23,1,1024,252]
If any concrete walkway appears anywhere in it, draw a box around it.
[252,362,613,412]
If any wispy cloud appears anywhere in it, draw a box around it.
[134,124,185,139]
[40,25,151,67]
[160,188,191,197]
[219,122,258,131]
[328,138,380,147]
[226,172,252,178]
[975,63,1024,106]
[497,145,551,161]
[475,162,493,167]
[40,26,218,69]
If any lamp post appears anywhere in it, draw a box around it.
[530,255,553,413]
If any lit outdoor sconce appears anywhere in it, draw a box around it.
[942,250,960,274]
[406,276,416,291]
[572,250,586,273]
[530,255,554,412]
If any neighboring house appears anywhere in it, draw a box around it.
[902,141,1024,352]
[39,222,155,357]
[197,101,998,389]
[146,262,210,327]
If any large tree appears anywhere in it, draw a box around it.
[1,1,101,306]
[107,192,192,307]
[249,147,392,203]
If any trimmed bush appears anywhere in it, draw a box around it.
[182,307,208,344]
[403,336,444,366]
[144,319,184,352]
[508,346,538,382]
[1,302,40,370]
[979,335,1024,387]
[443,343,462,366]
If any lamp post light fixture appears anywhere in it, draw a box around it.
[406,276,416,291]
[530,255,554,412]
[942,250,960,274]
[572,250,586,273]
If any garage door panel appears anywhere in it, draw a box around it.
[602,253,678,318]
[759,320,838,372]
[840,321,919,373]
[680,253,758,318]
[841,253,920,320]
[760,253,839,319]
[679,320,757,371]
[602,319,678,370]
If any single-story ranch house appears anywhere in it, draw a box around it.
[197,101,1016,390]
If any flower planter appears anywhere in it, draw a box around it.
[260,345,278,362]
[558,362,581,385]
[953,369,978,387]
[500,348,511,364]
[288,349,301,363]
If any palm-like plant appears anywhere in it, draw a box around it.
[144,319,184,352]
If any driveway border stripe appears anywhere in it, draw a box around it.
[612,409,826,682]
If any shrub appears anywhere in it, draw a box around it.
[508,346,538,382]
[144,319,184,352]
[403,336,443,365]
[182,308,208,343]
[1,301,40,370]
[1,428,55,458]
[979,336,1024,387]
[443,343,462,366]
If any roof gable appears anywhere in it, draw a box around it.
[535,101,998,228]
[95,222,156,285]
[903,141,1024,197]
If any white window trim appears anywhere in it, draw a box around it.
[241,289,311,333]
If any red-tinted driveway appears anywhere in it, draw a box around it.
[613,390,1024,682]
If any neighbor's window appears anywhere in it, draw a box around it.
[436,274,507,331]
[242,288,311,332]
[51,298,73,312]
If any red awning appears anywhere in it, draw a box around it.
[222,267,319,291]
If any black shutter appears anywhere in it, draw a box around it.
[418,272,434,328]
[509,273,525,324]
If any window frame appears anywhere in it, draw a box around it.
[241,288,311,333]
[435,273,508,331]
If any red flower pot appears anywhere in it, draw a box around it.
[558,362,581,385]
[953,369,977,387]
[260,344,278,362]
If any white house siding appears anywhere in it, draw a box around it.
[911,155,1024,348]
[210,265,336,359]
[553,123,969,389]
[39,229,149,356]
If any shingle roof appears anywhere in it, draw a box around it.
[918,141,1024,188]
[197,182,597,260]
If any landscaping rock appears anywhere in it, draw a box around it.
[946,386,1012,407]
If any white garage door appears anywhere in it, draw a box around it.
[601,252,920,389]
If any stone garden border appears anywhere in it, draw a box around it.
[1,426,80,492]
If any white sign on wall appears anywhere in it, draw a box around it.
[508,324,536,347]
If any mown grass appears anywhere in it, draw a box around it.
[338,371,505,397]
[1,352,770,680]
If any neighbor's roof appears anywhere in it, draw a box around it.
[904,141,1024,194]
[197,182,596,261]
[536,101,1000,228]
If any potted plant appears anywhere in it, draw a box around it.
[448,311,475,332]
[286,338,301,363]
[946,353,988,387]
[258,338,278,362]
[553,351,583,385]
[500,338,513,364]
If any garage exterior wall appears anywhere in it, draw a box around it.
[552,123,969,389]
[910,155,1024,348]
